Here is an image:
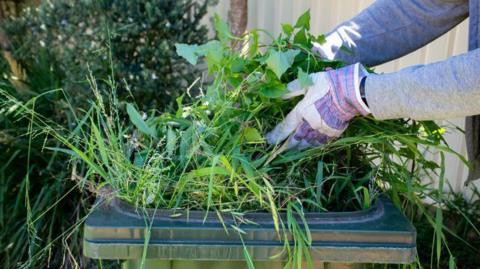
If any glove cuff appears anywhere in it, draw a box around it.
[326,63,371,118]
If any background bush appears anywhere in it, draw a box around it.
[0,0,214,267]
[2,0,215,110]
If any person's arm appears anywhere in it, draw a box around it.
[266,50,480,148]
[318,0,469,66]
[366,48,480,120]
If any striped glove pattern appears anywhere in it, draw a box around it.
[266,63,370,149]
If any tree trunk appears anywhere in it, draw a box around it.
[0,0,41,50]
[229,0,248,37]
[0,1,28,94]
[0,3,9,51]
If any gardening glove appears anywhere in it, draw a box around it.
[266,63,370,150]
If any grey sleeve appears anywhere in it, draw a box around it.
[326,0,469,66]
[366,48,480,120]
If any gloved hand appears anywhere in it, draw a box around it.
[266,63,370,149]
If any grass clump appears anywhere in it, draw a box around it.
[0,79,98,268]
[1,1,215,267]
[4,11,475,268]
[414,187,480,269]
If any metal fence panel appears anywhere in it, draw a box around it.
[206,0,477,197]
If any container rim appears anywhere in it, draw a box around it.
[101,195,386,225]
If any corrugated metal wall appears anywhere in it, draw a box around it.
[208,0,479,197]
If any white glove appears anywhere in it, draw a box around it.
[266,63,370,150]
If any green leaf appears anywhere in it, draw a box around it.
[230,57,247,73]
[166,127,177,157]
[179,125,193,165]
[316,34,326,45]
[259,81,286,98]
[294,10,310,30]
[46,147,80,158]
[214,14,232,43]
[298,68,313,89]
[449,255,456,269]
[362,187,371,209]
[133,152,146,167]
[293,29,308,46]
[176,95,184,118]
[281,23,294,36]
[265,49,300,79]
[315,161,324,204]
[176,40,224,69]
[198,40,223,65]
[126,103,156,138]
[243,127,264,143]
[206,156,220,213]
[435,207,444,266]
[187,166,230,178]
[90,121,109,166]
[46,144,108,179]
[248,30,259,58]
[240,237,255,269]
[246,71,262,84]
[175,43,199,65]
[198,40,223,72]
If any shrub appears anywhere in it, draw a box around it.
[0,0,215,267]
[2,0,215,109]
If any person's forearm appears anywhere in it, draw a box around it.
[365,49,480,120]
[323,0,468,66]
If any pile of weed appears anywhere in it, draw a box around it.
[3,11,476,268]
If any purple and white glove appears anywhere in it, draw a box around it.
[266,63,370,149]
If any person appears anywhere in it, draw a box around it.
[266,0,480,183]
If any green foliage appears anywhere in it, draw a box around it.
[265,49,300,79]
[4,10,475,269]
[0,75,102,268]
[126,103,156,138]
[0,1,214,267]
[1,0,215,110]
[413,188,480,269]
[175,44,200,65]
[297,68,314,88]
[294,10,311,30]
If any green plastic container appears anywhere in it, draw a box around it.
[84,196,416,269]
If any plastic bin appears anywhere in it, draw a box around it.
[84,196,416,269]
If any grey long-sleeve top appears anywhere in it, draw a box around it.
[325,0,480,181]
[325,0,479,120]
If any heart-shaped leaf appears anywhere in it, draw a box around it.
[294,10,310,30]
[243,127,264,143]
[298,68,314,89]
[265,49,300,79]
[175,43,199,65]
